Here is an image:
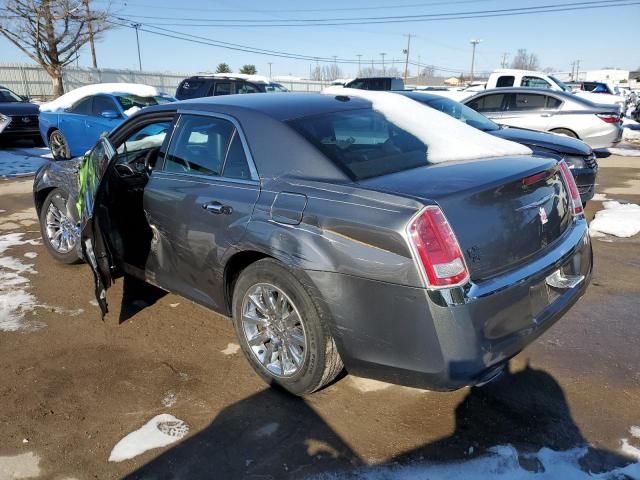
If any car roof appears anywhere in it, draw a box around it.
[397,91,445,103]
[470,87,578,99]
[148,92,372,121]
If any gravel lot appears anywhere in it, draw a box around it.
[0,150,639,479]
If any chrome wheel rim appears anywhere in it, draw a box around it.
[49,131,69,159]
[241,283,307,378]
[45,193,79,254]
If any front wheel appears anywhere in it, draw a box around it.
[232,259,343,396]
[49,129,71,160]
[550,128,578,139]
[39,188,82,264]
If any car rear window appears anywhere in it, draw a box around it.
[176,79,211,99]
[289,109,428,180]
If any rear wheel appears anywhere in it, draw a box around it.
[49,129,71,160]
[550,128,578,139]
[232,258,343,396]
[39,188,82,264]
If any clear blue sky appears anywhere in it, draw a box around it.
[1,0,639,77]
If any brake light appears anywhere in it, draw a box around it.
[407,206,469,288]
[558,160,583,216]
[596,113,620,124]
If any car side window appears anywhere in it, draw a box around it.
[496,76,514,87]
[238,82,260,94]
[511,93,547,111]
[163,115,235,176]
[545,96,562,109]
[468,94,505,112]
[214,82,232,96]
[92,96,118,116]
[69,97,93,115]
[521,76,551,88]
[222,131,252,180]
[116,121,173,155]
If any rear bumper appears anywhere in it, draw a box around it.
[584,125,623,149]
[306,219,592,390]
[573,167,597,204]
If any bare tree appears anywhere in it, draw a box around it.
[0,0,110,97]
[510,48,540,71]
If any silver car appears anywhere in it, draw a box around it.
[464,87,623,149]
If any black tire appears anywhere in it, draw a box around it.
[48,129,71,160]
[550,128,578,139]
[39,188,82,264]
[232,258,343,396]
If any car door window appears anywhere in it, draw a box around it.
[69,97,93,115]
[496,76,515,87]
[511,93,547,111]
[92,96,118,117]
[545,96,562,109]
[221,131,252,180]
[521,76,551,88]
[468,94,505,112]
[238,82,260,94]
[214,82,232,96]
[163,115,235,176]
[117,121,173,155]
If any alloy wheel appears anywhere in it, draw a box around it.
[49,131,70,159]
[241,283,307,378]
[45,193,79,254]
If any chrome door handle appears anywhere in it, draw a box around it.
[202,201,233,215]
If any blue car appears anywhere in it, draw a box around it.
[39,91,175,159]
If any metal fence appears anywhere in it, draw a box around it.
[0,63,332,99]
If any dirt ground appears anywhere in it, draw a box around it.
[0,154,639,479]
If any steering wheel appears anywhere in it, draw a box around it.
[143,147,160,173]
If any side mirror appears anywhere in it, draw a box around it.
[21,95,30,102]
[100,110,120,119]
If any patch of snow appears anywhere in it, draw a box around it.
[220,342,240,355]
[622,426,640,461]
[169,302,180,308]
[254,422,279,438]
[622,127,640,142]
[0,148,51,178]
[589,201,640,238]
[89,299,99,307]
[109,414,189,462]
[0,451,41,479]
[161,391,177,408]
[605,146,640,157]
[210,72,271,83]
[23,252,37,259]
[123,106,142,117]
[321,87,532,163]
[313,444,640,480]
[40,83,161,112]
[590,193,608,202]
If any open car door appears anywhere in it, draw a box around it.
[77,138,117,317]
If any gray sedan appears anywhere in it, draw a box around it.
[33,93,592,396]
[464,87,623,149]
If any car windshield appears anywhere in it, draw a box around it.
[0,88,24,103]
[420,96,500,132]
[115,94,175,110]
[289,109,428,180]
[549,75,571,92]
[264,83,288,92]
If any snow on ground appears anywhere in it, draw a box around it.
[0,451,41,478]
[321,87,532,163]
[313,444,640,480]
[605,146,640,157]
[220,342,240,355]
[589,201,640,238]
[0,147,51,178]
[39,83,160,112]
[109,414,189,462]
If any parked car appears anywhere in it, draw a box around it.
[39,86,175,160]
[464,88,623,149]
[33,92,591,396]
[0,86,41,144]
[399,91,598,203]
[486,69,626,110]
[175,73,288,100]
[343,77,404,91]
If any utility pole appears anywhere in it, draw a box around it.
[570,61,576,81]
[575,59,581,81]
[380,52,386,75]
[469,39,481,83]
[500,52,509,69]
[83,0,97,68]
[268,62,272,78]
[356,54,362,76]
[132,23,142,71]
[403,34,412,83]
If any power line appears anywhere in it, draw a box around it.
[116,0,640,26]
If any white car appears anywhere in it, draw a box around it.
[464,87,623,149]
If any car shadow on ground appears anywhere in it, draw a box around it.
[119,274,168,324]
[122,364,636,479]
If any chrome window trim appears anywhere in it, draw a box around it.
[163,109,259,181]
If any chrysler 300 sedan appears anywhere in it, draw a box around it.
[33,92,592,396]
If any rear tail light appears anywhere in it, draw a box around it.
[407,206,469,288]
[558,160,583,216]
[596,113,620,124]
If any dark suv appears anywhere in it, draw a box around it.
[0,86,41,144]
[175,74,288,100]
[344,77,405,91]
